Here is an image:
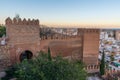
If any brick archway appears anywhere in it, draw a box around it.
[19,50,33,62]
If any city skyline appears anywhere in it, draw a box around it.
[1,0,120,28]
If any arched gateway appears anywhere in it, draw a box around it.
[20,50,33,62]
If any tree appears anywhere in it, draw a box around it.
[2,51,87,80]
[48,47,52,61]
[15,14,20,21]
[0,26,6,37]
[100,50,105,75]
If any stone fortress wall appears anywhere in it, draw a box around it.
[0,17,100,72]
[0,45,11,71]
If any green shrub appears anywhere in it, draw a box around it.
[3,51,87,80]
[0,26,6,37]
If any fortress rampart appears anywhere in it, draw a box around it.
[0,17,100,72]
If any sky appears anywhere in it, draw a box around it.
[0,0,120,28]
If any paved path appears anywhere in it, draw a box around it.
[0,71,6,78]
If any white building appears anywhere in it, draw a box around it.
[109,60,120,71]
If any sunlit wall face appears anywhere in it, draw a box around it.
[0,0,120,28]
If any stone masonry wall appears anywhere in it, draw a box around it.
[5,17,41,63]
[4,17,100,66]
[40,38,82,60]
[6,17,40,45]
[82,29,100,65]
[0,17,100,72]
[0,45,11,71]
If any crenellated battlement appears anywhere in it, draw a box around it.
[40,28,100,41]
[78,28,100,33]
[5,17,40,45]
[85,64,99,73]
[5,17,39,25]
[84,29,99,33]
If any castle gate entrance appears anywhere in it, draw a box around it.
[20,50,33,62]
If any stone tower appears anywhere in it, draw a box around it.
[5,17,41,63]
[82,29,100,65]
[115,30,120,41]
[78,28,100,65]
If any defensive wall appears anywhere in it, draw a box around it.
[0,17,100,72]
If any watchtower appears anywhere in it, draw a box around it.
[78,28,100,65]
[5,17,40,63]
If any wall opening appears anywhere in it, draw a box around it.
[20,50,33,62]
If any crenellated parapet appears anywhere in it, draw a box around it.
[83,29,100,33]
[85,64,99,73]
[78,28,100,33]
[5,17,39,25]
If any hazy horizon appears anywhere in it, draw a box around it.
[1,0,120,28]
